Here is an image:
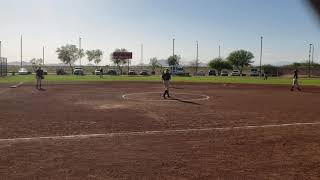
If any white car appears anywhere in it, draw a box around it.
[95,69,103,75]
[221,70,229,76]
[170,65,186,76]
[73,67,84,75]
[250,68,259,76]
[195,70,206,76]
[128,70,137,75]
[231,70,241,76]
[18,68,29,75]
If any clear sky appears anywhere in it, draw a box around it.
[0,0,319,66]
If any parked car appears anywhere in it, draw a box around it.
[128,70,137,75]
[221,70,229,76]
[94,69,103,75]
[56,68,66,75]
[195,70,206,76]
[249,68,259,76]
[139,70,150,76]
[208,70,217,76]
[106,69,118,75]
[42,68,48,75]
[175,67,186,76]
[170,65,189,76]
[231,70,241,76]
[73,67,84,75]
[18,68,30,75]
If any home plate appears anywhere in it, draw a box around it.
[10,82,24,88]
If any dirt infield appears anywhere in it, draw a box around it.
[0,82,320,179]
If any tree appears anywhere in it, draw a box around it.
[110,48,129,75]
[86,49,103,67]
[78,48,85,65]
[262,64,278,75]
[56,44,79,74]
[227,50,254,75]
[292,62,301,67]
[149,57,161,74]
[168,55,181,66]
[208,58,232,75]
[30,58,43,72]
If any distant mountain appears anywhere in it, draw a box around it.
[198,62,208,67]
[136,63,149,66]
[8,61,70,66]
[272,60,293,66]
[86,63,95,66]
[157,59,208,67]
[45,63,69,66]
[8,61,32,66]
[158,59,169,66]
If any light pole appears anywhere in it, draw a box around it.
[141,44,143,70]
[0,40,2,58]
[311,44,314,76]
[42,46,45,66]
[79,37,82,67]
[20,35,23,68]
[173,38,175,58]
[308,43,312,78]
[196,41,199,74]
[259,36,263,77]
[218,45,221,58]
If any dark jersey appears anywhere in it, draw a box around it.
[162,73,171,81]
[293,71,298,79]
[36,69,44,77]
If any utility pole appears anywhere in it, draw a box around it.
[218,45,221,58]
[196,41,199,74]
[308,44,312,78]
[311,44,314,76]
[21,35,23,68]
[79,37,82,67]
[259,36,263,77]
[173,38,175,58]
[42,46,45,66]
[141,44,143,70]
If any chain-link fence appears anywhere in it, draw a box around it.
[0,57,8,76]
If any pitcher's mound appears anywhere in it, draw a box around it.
[122,92,210,101]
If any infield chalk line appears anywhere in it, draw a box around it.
[1,121,320,143]
[10,82,24,88]
[0,82,24,94]
[122,92,210,101]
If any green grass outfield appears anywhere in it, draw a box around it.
[0,75,319,86]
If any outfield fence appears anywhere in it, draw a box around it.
[0,57,8,77]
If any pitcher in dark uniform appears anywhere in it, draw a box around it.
[291,69,301,91]
[35,67,44,90]
[162,69,171,99]
[100,67,103,78]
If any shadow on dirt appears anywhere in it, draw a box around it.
[300,90,320,94]
[168,98,201,105]
[171,86,184,90]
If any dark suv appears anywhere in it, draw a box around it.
[208,70,217,76]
